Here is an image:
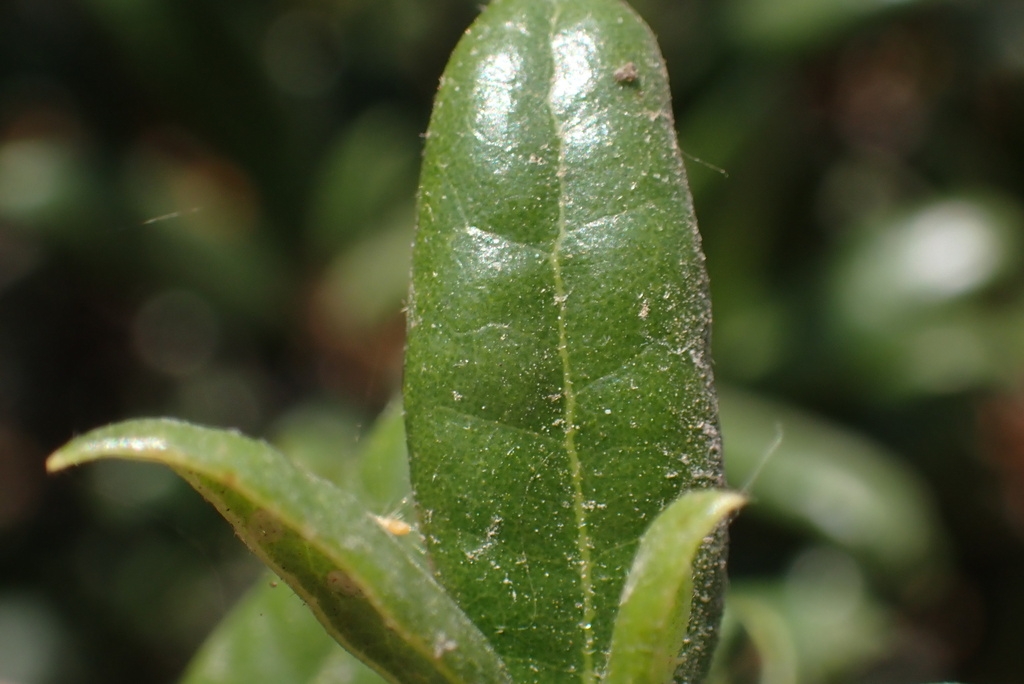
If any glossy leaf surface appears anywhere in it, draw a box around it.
[47,419,511,684]
[605,490,744,684]
[405,0,724,681]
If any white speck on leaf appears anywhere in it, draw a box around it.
[432,634,457,658]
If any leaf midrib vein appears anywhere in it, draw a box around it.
[547,6,596,683]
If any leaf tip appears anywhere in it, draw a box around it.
[714,490,747,517]
[44,451,71,474]
[45,428,172,473]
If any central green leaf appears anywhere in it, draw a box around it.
[404,0,724,681]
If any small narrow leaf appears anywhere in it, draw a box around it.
[47,419,511,684]
[714,578,893,684]
[706,600,798,684]
[605,491,744,684]
[405,0,725,681]
[354,399,416,516]
[719,387,948,591]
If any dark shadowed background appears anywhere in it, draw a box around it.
[2,0,1024,682]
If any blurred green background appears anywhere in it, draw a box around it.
[2,0,1024,682]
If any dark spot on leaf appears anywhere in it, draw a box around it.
[326,569,364,598]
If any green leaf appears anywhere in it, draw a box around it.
[271,398,415,520]
[711,574,893,684]
[182,400,415,684]
[707,591,799,684]
[308,107,420,253]
[353,399,416,517]
[604,490,744,684]
[718,387,948,594]
[47,419,511,684]
[404,0,724,681]
[181,573,386,684]
[725,0,927,52]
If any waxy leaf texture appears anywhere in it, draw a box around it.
[404,0,725,681]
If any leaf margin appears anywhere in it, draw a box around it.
[47,418,512,684]
[604,489,745,684]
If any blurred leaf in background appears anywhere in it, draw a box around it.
[3,0,1024,682]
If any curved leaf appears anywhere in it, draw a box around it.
[605,490,744,684]
[718,387,948,593]
[405,0,725,681]
[47,419,511,684]
[183,400,415,684]
[712,576,893,684]
[707,591,799,684]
